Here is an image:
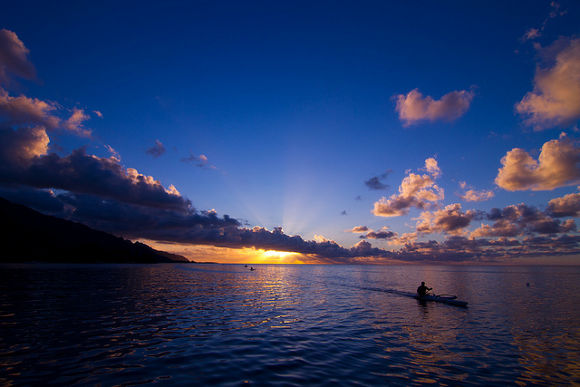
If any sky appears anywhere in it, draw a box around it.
[1,0,580,264]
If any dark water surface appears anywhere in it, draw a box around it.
[1,264,579,385]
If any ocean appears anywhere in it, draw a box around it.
[1,263,579,385]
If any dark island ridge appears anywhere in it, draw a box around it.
[0,197,189,264]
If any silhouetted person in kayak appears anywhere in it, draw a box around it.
[417,282,432,297]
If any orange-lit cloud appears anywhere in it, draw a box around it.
[0,29,36,85]
[516,38,580,129]
[395,88,474,126]
[347,225,369,233]
[63,107,91,136]
[416,203,476,235]
[424,157,441,178]
[470,220,520,238]
[458,181,494,202]
[387,232,417,246]
[460,189,494,202]
[0,88,60,129]
[495,133,580,191]
[547,190,580,217]
[373,158,444,217]
[0,126,49,163]
[0,89,92,136]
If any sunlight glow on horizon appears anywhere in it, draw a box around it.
[139,240,315,264]
[262,250,295,259]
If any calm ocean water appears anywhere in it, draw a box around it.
[1,263,579,385]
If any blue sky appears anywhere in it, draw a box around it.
[2,1,580,263]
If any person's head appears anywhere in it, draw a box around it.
[421,281,425,285]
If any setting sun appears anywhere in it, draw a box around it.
[261,250,295,259]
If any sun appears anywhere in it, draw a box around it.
[261,250,295,259]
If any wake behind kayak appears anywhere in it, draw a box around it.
[357,286,468,307]
[415,294,468,307]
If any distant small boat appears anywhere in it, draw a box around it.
[250,267,255,271]
[244,264,248,267]
[415,294,468,307]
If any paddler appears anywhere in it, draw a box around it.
[417,281,432,297]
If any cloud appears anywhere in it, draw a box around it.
[458,181,494,202]
[387,232,417,246]
[416,203,476,235]
[0,127,190,211]
[313,234,331,243]
[0,88,60,129]
[0,29,36,85]
[522,28,541,41]
[0,89,92,136]
[521,2,566,43]
[548,1,566,18]
[0,186,64,213]
[394,88,474,126]
[146,140,166,158]
[391,231,580,262]
[0,30,91,136]
[181,152,215,169]
[364,176,388,190]
[347,225,369,233]
[104,144,120,161]
[471,203,576,237]
[372,158,444,217]
[516,38,580,129]
[0,126,49,164]
[495,133,580,191]
[361,227,396,240]
[460,189,494,202]
[423,157,441,178]
[547,190,580,217]
[470,219,522,238]
[63,107,91,136]
[365,170,391,190]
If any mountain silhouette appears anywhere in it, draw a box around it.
[0,197,189,263]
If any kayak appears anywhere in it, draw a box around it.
[415,294,468,307]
